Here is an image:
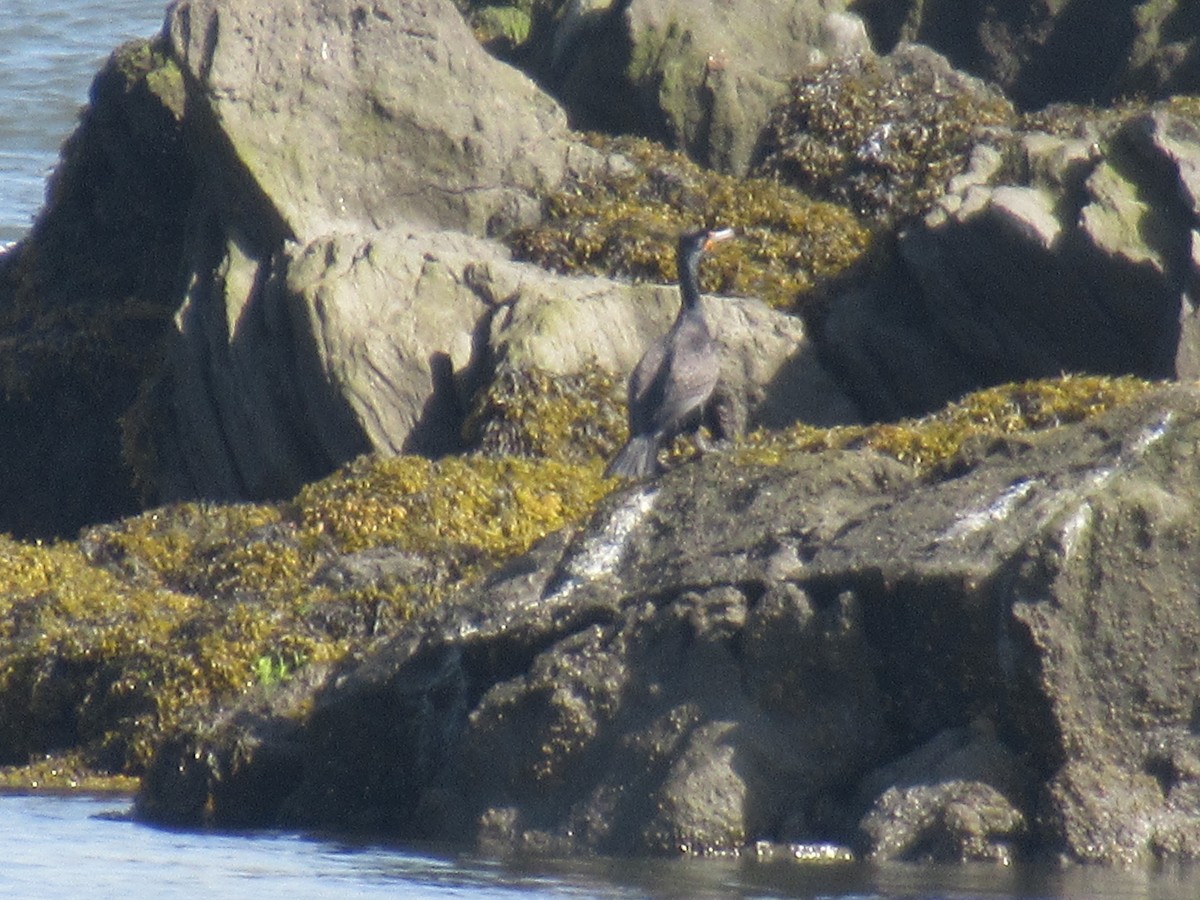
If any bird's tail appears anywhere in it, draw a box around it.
[605,434,660,479]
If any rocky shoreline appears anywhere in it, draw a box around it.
[4,0,1200,866]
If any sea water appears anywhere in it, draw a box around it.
[6,793,1200,899]
[0,0,165,245]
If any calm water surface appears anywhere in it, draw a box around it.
[7,4,1200,898]
[4,794,1200,900]
[0,0,166,244]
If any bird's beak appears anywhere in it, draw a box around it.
[704,228,735,249]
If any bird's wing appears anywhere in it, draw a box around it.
[646,324,719,436]
[626,339,667,435]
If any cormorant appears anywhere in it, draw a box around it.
[606,226,734,478]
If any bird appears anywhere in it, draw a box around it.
[606,226,734,478]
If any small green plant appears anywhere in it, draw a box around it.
[252,654,288,686]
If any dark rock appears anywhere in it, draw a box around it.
[855,719,1030,863]
[854,0,1200,111]
[0,40,192,538]
[136,383,1200,864]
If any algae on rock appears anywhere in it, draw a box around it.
[508,134,874,312]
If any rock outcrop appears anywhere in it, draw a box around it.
[137,384,1200,864]
[143,222,854,502]
[524,0,871,176]
[5,0,1200,867]
[820,103,1200,420]
[166,0,582,240]
[22,0,857,517]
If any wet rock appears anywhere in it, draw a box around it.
[855,720,1030,863]
[137,383,1200,864]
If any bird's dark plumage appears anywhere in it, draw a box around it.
[606,227,733,478]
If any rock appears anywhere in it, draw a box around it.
[140,228,496,501]
[141,222,857,502]
[855,0,1200,110]
[132,0,859,503]
[855,720,1029,863]
[166,0,583,240]
[136,382,1200,864]
[488,275,862,430]
[529,0,870,175]
[138,0,604,500]
[0,40,193,539]
[821,105,1200,420]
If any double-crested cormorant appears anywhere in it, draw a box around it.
[606,227,734,478]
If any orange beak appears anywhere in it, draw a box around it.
[704,227,735,249]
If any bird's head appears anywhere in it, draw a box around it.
[677,226,734,266]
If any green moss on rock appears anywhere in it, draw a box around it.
[295,453,612,576]
[0,446,616,787]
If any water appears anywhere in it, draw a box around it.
[0,0,166,246]
[5,794,1200,899]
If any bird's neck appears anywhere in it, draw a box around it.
[678,254,703,311]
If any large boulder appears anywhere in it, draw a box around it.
[521,0,870,175]
[820,104,1200,420]
[137,383,1200,864]
[165,0,584,240]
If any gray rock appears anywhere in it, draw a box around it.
[822,106,1200,420]
[148,221,859,501]
[537,0,870,175]
[136,0,858,502]
[489,277,862,430]
[137,383,1200,863]
[147,229,496,501]
[166,0,584,240]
